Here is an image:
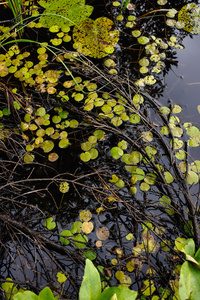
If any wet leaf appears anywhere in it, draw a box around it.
[82,250,97,260]
[24,153,35,163]
[138,36,149,45]
[73,17,119,58]
[164,171,174,183]
[60,230,73,245]
[71,221,82,234]
[41,140,54,153]
[110,147,123,159]
[73,234,88,248]
[44,217,56,230]
[79,210,92,222]
[186,171,199,185]
[80,152,91,162]
[82,221,94,234]
[59,138,70,148]
[141,280,156,296]
[59,181,70,193]
[39,0,93,28]
[96,227,109,240]
[57,271,67,283]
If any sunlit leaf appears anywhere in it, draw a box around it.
[79,210,92,222]
[57,271,67,283]
[178,3,200,34]
[110,147,123,159]
[24,153,35,163]
[60,230,73,245]
[41,140,54,153]
[73,17,119,58]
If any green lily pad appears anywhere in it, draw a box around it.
[60,230,73,245]
[24,153,35,163]
[73,17,119,58]
[110,147,123,159]
[80,152,91,162]
[41,140,54,153]
[39,0,93,28]
[44,217,56,230]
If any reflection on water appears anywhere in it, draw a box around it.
[161,34,200,126]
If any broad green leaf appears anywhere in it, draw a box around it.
[38,287,55,299]
[79,259,101,300]
[39,0,93,28]
[98,286,137,300]
[175,238,195,257]
[73,17,119,58]
[179,261,200,300]
[14,291,38,300]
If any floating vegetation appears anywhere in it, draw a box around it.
[1,0,200,299]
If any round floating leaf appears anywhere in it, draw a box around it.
[60,230,73,245]
[110,147,123,159]
[164,171,174,183]
[79,210,92,222]
[36,107,46,116]
[82,221,94,234]
[160,106,170,115]
[115,179,125,188]
[132,30,141,37]
[52,115,61,124]
[59,139,70,149]
[191,160,200,172]
[170,138,183,149]
[140,182,150,191]
[80,152,91,162]
[96,227,110,240]
[48,153,59,162]
[187,126,199,136]
[73,17,119,58]
[89,148,98,159]
[41,140,54,153]
[57,271,67,283]
[186,171,199,185]
[129,114,140,124]
[141,131,153,142]
[138,36,150,45]
[59,181,70,193]
[175,150,186,160]
[24,153,35,163]
[44,217,56,230]
[144,173,157,185]
[81,141,92,151]
[172,105,182,113]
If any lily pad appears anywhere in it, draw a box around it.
[39,0,93,28]
[73,17,119,58]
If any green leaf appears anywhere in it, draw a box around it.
[175,238,195,257]
[98,287,137,300]
[57,272,67,283]
[38,287,55,300]
[39,0,93,28]
[111,147,124,159]
[179,261,200,300]
[73,17,119,58]
[79,259,101,300]
[44,217,56,230]
[14,291,38,300]
[138,36,149,45]
[178,3,200,34]
[60,230,73,245]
